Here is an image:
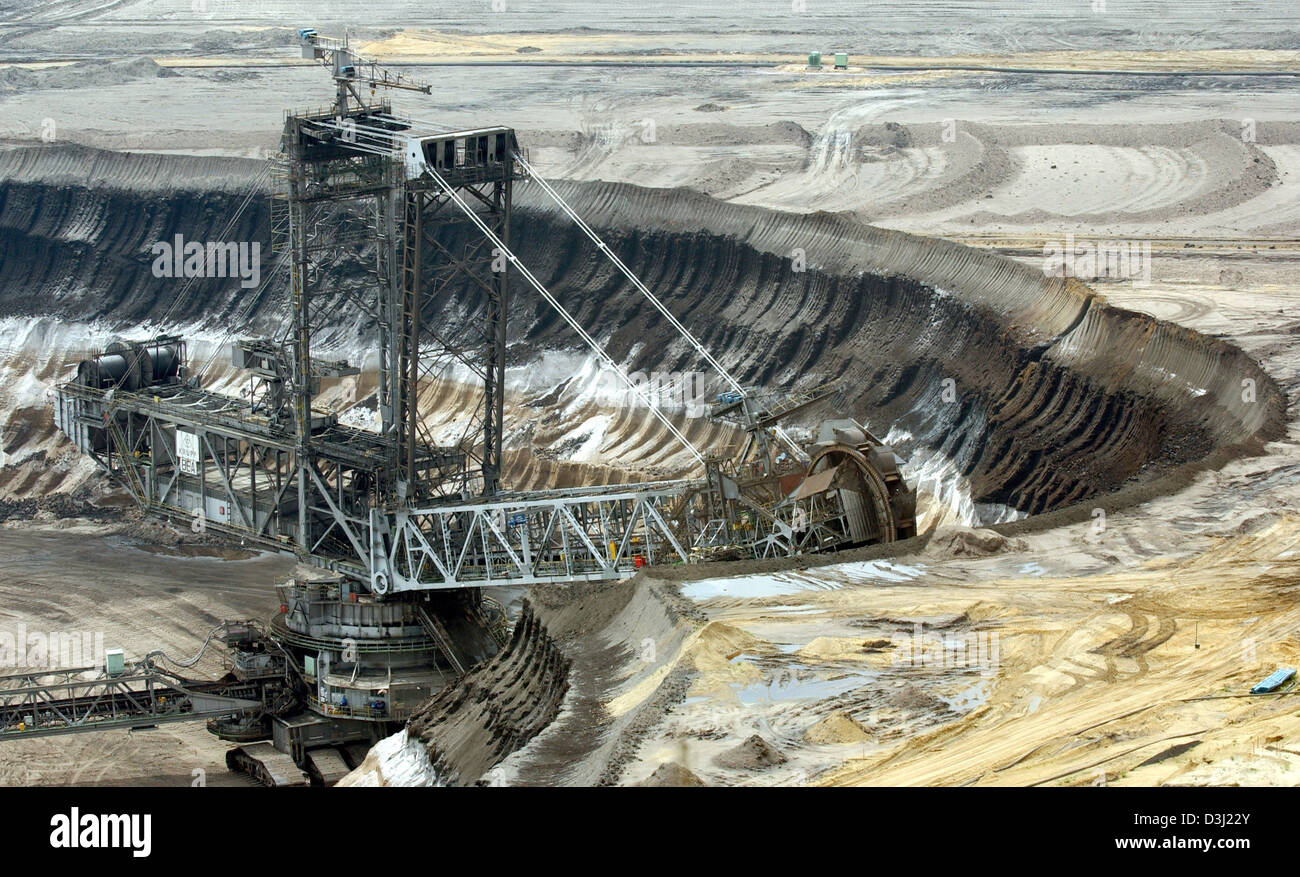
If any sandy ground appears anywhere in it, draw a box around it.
[1,3,1298,785]
[0,522,293,785]
[621,450,1300,786]
[590,236,1300,787]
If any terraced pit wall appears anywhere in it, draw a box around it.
[0,143,1284,518]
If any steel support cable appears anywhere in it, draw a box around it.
[294,123,712,468]
[161,168,270,321]
[302,120,398,156]
[105,164,273,393]
[421,164,705,467]
[373,112,456,134]
[511,153,808,463]
[159,163,270,330]
[382,116,755,410]
[195,253,291,377]
[516,154,742,393]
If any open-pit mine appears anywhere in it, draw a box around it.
[0,1,1296,791]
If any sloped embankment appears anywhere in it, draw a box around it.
[503,179,1285,513]
[339,574,708,786]
[341,602,569,786]
[0,143,1284,518]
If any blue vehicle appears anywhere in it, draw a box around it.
[716,390,744,405]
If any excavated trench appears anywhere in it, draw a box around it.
[0,144,1283,515]
[0,144,1287,782]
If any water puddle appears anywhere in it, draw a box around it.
[732,670,874,705]
[940,680,991,713]
[728,657,879,706]
[683,560,925,601]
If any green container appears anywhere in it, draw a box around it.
[808,51,821,68]
[834,52,848,69]
[105,648,124,677]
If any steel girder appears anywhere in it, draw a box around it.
[370,485,693,592]
[0,665,264,740]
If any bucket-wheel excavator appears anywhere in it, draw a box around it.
[22,29,916,784]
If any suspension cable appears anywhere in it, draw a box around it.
[512,153,807,463]
[105,163,272,393]
[422,164,706,467]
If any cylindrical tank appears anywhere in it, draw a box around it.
[76,341,182,390]
[147,345,182,383]
[77,353,130,388]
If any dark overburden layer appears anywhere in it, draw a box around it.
[0,144,1283,517]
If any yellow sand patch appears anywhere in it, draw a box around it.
[805,711,872,745]
[797,636,894,664]
[606,621,764,716]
